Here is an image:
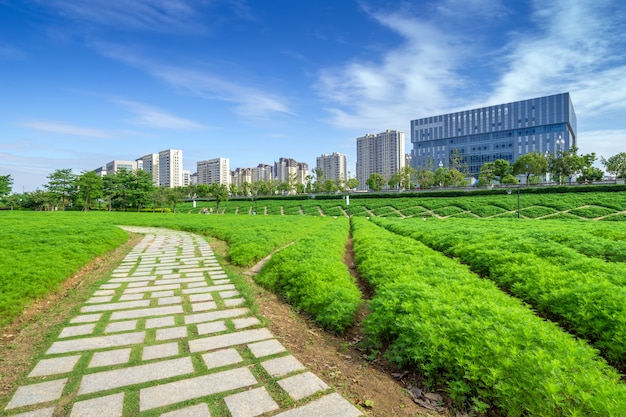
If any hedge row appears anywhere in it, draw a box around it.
[255,217,361,332]
[352,217,626,416]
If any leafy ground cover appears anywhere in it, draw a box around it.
[177,190,626,220]
[352,217,626,416]
[373,217,626,370]
[255,217,362,332]
[0,212,128,327]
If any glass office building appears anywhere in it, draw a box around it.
[410,92,577,176]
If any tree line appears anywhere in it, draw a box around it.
[1,151,625,209]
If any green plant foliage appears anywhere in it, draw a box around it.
[256,217,361,332]
[0,212,128,327]
[352,217,626,416]
[373,217,626,370]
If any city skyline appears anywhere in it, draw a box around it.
[2,0,625,192]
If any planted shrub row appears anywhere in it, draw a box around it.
[255,217,361,332]
[352,217,626,416]
[373,217,626,369]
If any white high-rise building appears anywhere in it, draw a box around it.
[274,157,308,185]
[356,130,405,191]
[137,153,159,185]
[105,160,139,175]
[252,164,273,182]
[197,158,230,185]
[159,149,183,188]
[316,152,347,182]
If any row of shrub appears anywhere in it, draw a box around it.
[255,217,361,332]
[373,217,626,370]
[352,217,626,416]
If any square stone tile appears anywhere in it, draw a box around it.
[192,301,217,312]
[100,284,121,289]
[224,298,245,307]
[127,281,150,287]
[93,290,116,296]
[151,290,175,298]
[9,406,55,417]
[29,355,81,377]
[219,290,239,298]
[187,281,208,288]
[261,355,305,377]
[158,296,182,305]
[156,326,187,341]
[160,403,211,417]
[233,317,260,329]
[277,372,329,401]
[201,348,242,369]
[89,348,132,368]
[248,339,287,358]
[143,342,179,361]
[224,387,279,417]
[70,393,124,417]
[70,313,102,324]
[58,323,96,338]
[197,321,227,335]
[105,320,137,333]
[119,294,145,301]
[5,379,68,409]
[145,316,176,329]
[189,293,212,302]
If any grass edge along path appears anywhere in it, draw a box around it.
[351,217,626,417]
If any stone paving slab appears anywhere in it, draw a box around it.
[4,227,363,417]
[139,367,257,411]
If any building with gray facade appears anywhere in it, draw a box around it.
[356,130,405,190]
[410,92,577,176]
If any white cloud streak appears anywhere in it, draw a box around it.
[41,0,205,32]
[96,43,294,120]
[18,120,110,138]
[113,99,207,130]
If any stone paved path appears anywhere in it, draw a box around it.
[4,227,363,417]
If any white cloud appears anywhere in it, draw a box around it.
[114,99,207,130]
[18,120,110,138]
[578,129,626,161]
[41,0,204,32]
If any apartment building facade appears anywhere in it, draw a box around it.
[356,130,405,191]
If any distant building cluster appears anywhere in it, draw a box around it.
[94,93,576,191]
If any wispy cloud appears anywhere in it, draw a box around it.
[40,0,205,32]
[315,5,473,130]
[487,0,626,112]
[18,120,110,138]
[113,99,207,130]
[0,42,26,60]
[316,0,626,134]
[96,43,294,120]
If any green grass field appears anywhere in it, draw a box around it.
[3,191,626,416]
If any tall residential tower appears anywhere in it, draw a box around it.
[356,130,405,191]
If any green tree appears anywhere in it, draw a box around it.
[450,148,468,175]
[165,187,186,212]
[45,168,77,210]
[128,170,154,211]
[512,152,549,184]
[0,174,13,198]
[398,166,417,190]
[550,145,584,184]
[388,172,401,190]
[493,159,512,183]
[477,163,496,187]
[75,171,103,211]
[366,173,386,191]
[210,183,230,212]
[346,176,359,191]
[449,168,467,187]
[601,152,626,179]
[435,167,451,187]
[416,168,435,189]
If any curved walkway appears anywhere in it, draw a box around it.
[4,227,362,417]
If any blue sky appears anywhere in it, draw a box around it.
[1,0,625,192]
